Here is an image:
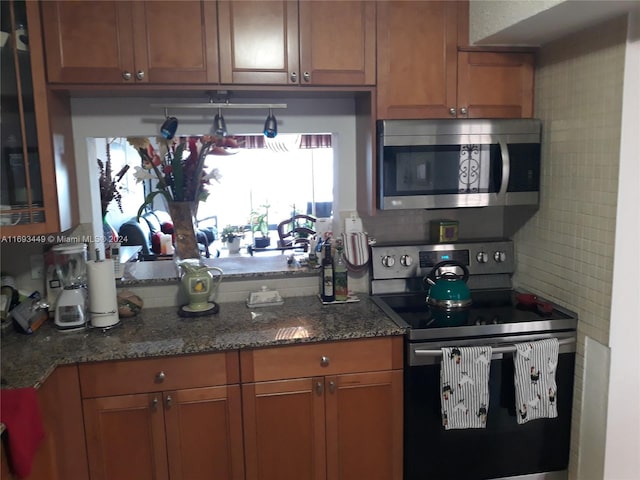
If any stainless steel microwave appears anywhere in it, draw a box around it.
[377,119,542,210]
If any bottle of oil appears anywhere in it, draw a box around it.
[334,243,348,302]
[320,242,335,302]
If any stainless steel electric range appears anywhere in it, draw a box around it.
[370,240,578,480]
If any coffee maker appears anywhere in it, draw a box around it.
[51,243,88,330]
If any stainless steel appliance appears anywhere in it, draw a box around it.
[370,240,577,480]
[377,119,541,210]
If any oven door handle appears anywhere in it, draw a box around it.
[414,337,575,357]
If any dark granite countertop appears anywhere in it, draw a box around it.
[1,295,405,390]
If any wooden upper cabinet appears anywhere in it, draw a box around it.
[377,0,458,119]
[457,51,534,118]
[218,0,299,85]
[41,1,219,84]
[298,1,375,85]
[218,0,375,86]
[0,0,79,236]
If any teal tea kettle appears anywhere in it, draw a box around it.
[424,260,472,309]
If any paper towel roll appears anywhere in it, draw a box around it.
[87,259,120,328]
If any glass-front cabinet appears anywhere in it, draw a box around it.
[0,0,78,234]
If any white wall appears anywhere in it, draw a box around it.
[469,0,561,43]
[604,10,640,479]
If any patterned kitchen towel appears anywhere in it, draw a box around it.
[341,232,371,271]
[440,346,493,430]
[513,338,559,424]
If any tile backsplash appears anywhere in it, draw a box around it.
[512,15,627,479]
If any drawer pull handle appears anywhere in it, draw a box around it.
[165,395,172,408]
[316,381,324,395]
[156,371,166,382]
[320,356,330,367]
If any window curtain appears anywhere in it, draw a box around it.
[234,134,332,149]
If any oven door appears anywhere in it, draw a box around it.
[378,140,503,210]
[404,334,575,480]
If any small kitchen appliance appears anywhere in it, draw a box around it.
[370,239,578,480]
[51,243,88,331]
[377,118,542,210]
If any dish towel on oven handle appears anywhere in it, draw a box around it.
[440,346,493,430]
[513,338,559,424]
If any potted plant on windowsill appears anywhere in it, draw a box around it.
[250,204,271,249]
[221,225,245,254]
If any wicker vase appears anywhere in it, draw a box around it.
[167,201,200,261]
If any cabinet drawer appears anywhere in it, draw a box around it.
[79,351,239,398]
[241,337,402,382]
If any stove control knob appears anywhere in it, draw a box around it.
[494,251,507,263]
[381,255,396,268]
[400,255,413,267]
[476,251,489,263]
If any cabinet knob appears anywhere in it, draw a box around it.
[460,107,468,116]
[316,381,324,395]
[328,381,336,393]
[152,397,159,409]
[449,107,456,117]
[136,70,145,80]
[320,356,330,367]
[156,371,166,382]
[122,71,133,81]
[290,72,297,82]
[165,395,172,408]
[303,72,310,82]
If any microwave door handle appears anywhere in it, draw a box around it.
[498,141,510,200]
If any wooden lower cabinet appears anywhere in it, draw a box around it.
[241,337,404,480]
[83,386,244,480]
[1,365,88,480]
[79,352,244,480]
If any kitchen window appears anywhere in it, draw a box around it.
[97,135,333,255]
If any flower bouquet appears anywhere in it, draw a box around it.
[127,135,229,260]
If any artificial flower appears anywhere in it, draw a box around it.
[128,135,237,217]
[98,142,129,217]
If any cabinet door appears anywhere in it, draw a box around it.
[164,386,245,480]
[457,51,534,118]
[325,371,403,480]
[83,393,169,480]
[377,1,458,119]
[298,1,375,85]
[218,0,299,85]
[40,1,135,84]
[243,378,326,480]
[132,1,219,84]
[1,0,78,234]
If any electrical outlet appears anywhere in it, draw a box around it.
[30,254,44,280]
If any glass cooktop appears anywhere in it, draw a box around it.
[373,289,578,341]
